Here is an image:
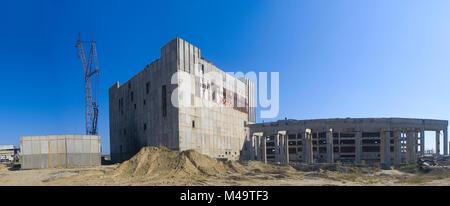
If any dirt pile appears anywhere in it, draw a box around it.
[113,147,246,179]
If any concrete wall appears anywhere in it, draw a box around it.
[109,37,255,162]
[20,135,101,169]
[109,38,180,162]
[176,38,254,159]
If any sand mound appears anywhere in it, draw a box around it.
[113,147,246,179]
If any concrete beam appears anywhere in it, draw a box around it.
[248,118,448,133]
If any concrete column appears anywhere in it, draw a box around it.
[406,130,416,164]
[415,131,419,156]
[274,134,279,163]
[253,133,263,161]
[302,131,307,163]
[355,129,361,165]
[412,131,417,162]
[279,133,284,163]
[380,129,392,169]
[393,129,401,168]
[313,132,318,161]
[326,128,334,163]
[277,131,288,165]
[420,129,425,156]
[444,127,448,155]
[303,129,313,164]
[262,135,267,164]
[246,135,251,160]
[380,130,385,166]
[436,130,440,156]
[405,130,410,162]
[256,135,261,161]
[285,134,289,165]
[254,134,259,161]
[338,132,341,159]
[385,130,392,168]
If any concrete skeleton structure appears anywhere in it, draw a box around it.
[20,135,101,169]
[245,118,448,168]
[109,37,256,162]
[0,145,19,162]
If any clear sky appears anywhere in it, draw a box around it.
[0,0,449,155]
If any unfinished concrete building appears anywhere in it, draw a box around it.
[0,145,19,162]
[109,37,256,162]
[244,118,448,168]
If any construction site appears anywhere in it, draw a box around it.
[1,37,450,186]
[2,145,450,186]
[1,35,102,170]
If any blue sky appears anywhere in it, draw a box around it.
[0,0,449,155]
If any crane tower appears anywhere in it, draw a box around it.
[76,33,99,135]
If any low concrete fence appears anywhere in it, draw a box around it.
[20,135,101,169]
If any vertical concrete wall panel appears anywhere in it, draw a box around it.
[20,135,101,169]
[57,139,66,154]
[82,139,90,154]
[22,140,32,155]
[91,138,99,153]
[31,140,40,155]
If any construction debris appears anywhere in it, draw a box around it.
[418,156,450,173]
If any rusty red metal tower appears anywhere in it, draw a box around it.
[76,33,99,135]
